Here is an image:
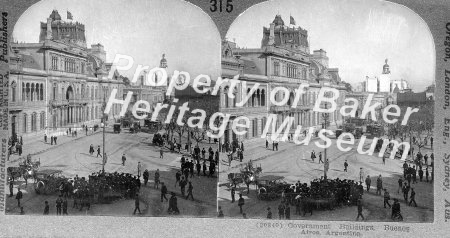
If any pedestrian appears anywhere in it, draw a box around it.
[154,169,160,189]
[54,136,57,145]
[186,181,194,200]
[122,154,126,166]
[365,175,371,192]
[426,167,429,182]
[238,194,245,214]
[278,202,285,219]
[376,175,383,195]
[137,162,142,177]
[383,189,391,208]
[397,177,403,194]
[272,141,275,151]
[160,149,164,159]
[382,156,386,165]
[175,171,181,187]
[318,152,323,163]
[356,199,364,221]
[96,145,102,157]
[409,188,417,207]
[9,179,13,197]
[202,161,207,176]
[218,206,224,218]
[391,199,403,220]
[44,133,47,143]
[168,192,180,215]
[51,136,54,145]
[359,168,364,183]
[56,195,63,215]
[62,198,68,215]
[133,194,141,215]
[311,150,316,162]
[89,144,94,155]
[267,207,272,219]
[180,178,186,197]
[285,204,290,220]
[160,182,168,202]
[231,187,236,203]
[16,187,23,207]
[431,137,433,149]
[143,169,149,186]
[344,160,348,172]
[43,201,49,215]
[402,182,410,202]
[266,140,268,149]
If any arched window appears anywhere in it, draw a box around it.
[31,83,35,101]
[23,113,27,133]
[22,83,25,101]
[39,83,44,101]
[26,83,30,101]
[11,81,16,102]
[224,87,229,108]
[247,88,252,107]
[261,89,266,106]
[31,113,37,131]
[256,89,260,107]
[40,112,45,130]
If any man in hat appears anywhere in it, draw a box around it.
[160,182,168,202]
[365,175,371,192]
[133,194,141,215]
[154,169,160,189]
[383,189,391,208]
[143,169,149,186]
[344,160,348,172]
[16,187,23,207]
[186,181,194,200]
[122,154,126,166]
[356,199,364,221]
[391,198,402,220]
[409,188,417,207]
[238,194,245,214]
[217,206,224,218]
[267,207,272,219]
[376,175,383,195]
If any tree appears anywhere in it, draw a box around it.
[173,113,188,145]
[191,127,207,146]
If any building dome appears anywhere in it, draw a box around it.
[160,54,167,68]
[382,58,390,74]
[272,15,285,26]
[49,10,61,21]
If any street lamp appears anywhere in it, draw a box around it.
[101,120,106,173]
[322,100,330,180]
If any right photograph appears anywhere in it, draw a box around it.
[217,0,434,222]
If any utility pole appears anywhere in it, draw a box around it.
[323,101,329,180]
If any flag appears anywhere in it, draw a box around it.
[67,11,73,20]
[290,15,296,25]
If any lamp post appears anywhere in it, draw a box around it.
[322,101,330,180]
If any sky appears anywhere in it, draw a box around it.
[226,0,435,92]
[13,0,221,82]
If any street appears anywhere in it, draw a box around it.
[218,136,434,222]
[5,127,217,217]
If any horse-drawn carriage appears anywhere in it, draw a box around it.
[256,175,291,200]
[7,154,40,182]
[227,160,262,187]
[34,169,68,195]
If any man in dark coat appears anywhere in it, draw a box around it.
[356,199,364,221]
[409,188,417,207]
[365,175,371,192]
[43,201,49,215]
[278,202,285,219]
[376,175,383,195]
[133,194,141,215]
[160,182,168,202]
[168,192,180,214]
[186,181,194,200]
[143,169,149,186]
[238,194,245,214]
[16,187,23,207]
[231,187,235,203]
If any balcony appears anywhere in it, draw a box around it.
[270,105,291,112]
[220,106,267,115]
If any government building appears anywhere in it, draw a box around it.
[9,10,125,140]
[220,15,347,144]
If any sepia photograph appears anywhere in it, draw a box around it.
[217,0,434,222]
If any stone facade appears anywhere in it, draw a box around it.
[9,10,125,139]
[220,15,347,144]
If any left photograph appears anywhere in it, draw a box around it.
[6,0,221,217]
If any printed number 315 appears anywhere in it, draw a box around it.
[210,0,233,13]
